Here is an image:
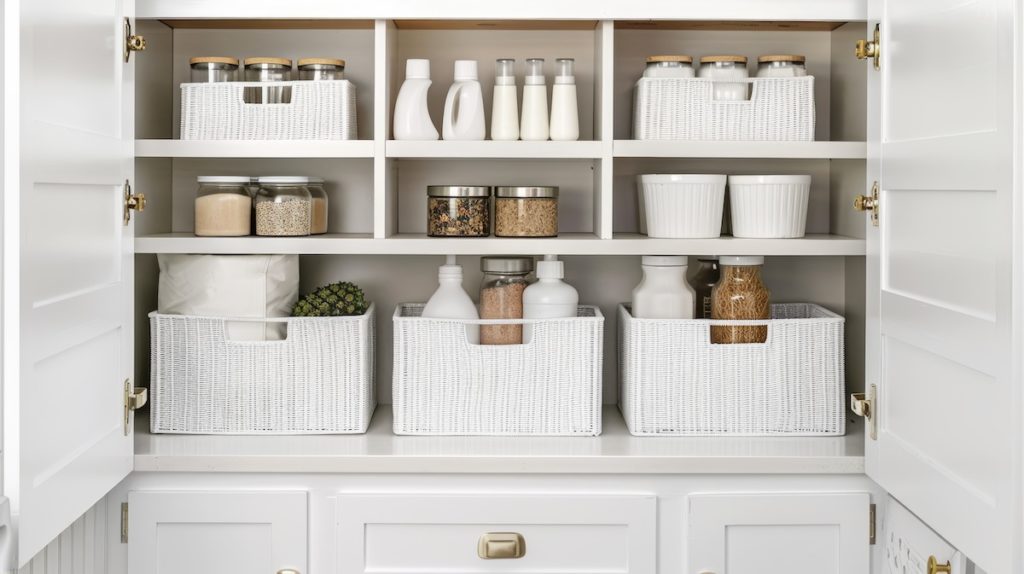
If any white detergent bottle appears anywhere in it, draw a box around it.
[422,255,480,343]
[442,60,486,141]
[520,58,549,141]
[549,58,579,141]
[523,255,579,319]
[393,59,439,141]
[631,256,695,319]
[490,58,520,141]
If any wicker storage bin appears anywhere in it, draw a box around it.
[618,303,844,436]
[180,80,358,140]
[632,77,814,141]
[149,304,375,434]
[392,304,603,436]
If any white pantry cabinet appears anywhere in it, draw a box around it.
[3,0,1022,573]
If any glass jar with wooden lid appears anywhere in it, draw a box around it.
[190,57,239,83]
[756,54,808,77]
[244,57,293,103]
[698,55,749,101]
[298,58,346,81]
[643,55,695,78]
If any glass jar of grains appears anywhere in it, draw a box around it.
[494,186,559,237]
[427,185,491,237]
[479,256,534,345]
[244,57,293,103]
[298,58,346,80]
[254,176,312,236]
[756,54,808,77]
[307,177,329,235]
[643,55,695,78]
[190,56,239,83]
[711,256,770,344]
[194,176,252,236]
[698,55,749,101]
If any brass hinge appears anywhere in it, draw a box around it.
[124,18,146,62]
[854,181,879,227]
[851,384,877,440]
[869,503,876,545]
[121,502,129,543]
[855,23,880,70]
[123,180,146,225]
[124,379,148,436]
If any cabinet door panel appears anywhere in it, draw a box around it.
[127,491,307,574]
[882,497,966,574]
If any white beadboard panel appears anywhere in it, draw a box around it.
[20,502,107,574]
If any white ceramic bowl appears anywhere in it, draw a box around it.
[637,174,727,238]
[728,175,811,238]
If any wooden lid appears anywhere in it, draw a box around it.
[189,56,239,66]
[700,55,747,63]
[298,57,346,67]
[243,57,293,67]
[646,55,693,63]
[758,54,806,63]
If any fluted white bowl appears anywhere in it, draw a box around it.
[637,174,727,238]
[728,175,811,238]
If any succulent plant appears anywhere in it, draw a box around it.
[291,281,368,317]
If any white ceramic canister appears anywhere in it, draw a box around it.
[637,174,727,239]
[728,174,811,238]
[698,55,749,101]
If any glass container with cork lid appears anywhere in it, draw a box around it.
[298,58,346,81]
[190,57,239,83]
[698,55,749,101]
[244,57,293,103]
[643,55,695,78]
[756,54,808,77]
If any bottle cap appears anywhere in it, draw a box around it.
[720,255,764,266]
[641,255,686,267]
[525,58,545,85]
[554,58,575,84]
[537,255,564,279]
[439,263,463,277]
[453,60,478,81]
[495,58,516,85]
[481,256,534,274]
[406,59,431,79]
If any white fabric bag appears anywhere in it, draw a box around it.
[157,254,299,340]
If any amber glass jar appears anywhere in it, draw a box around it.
[711,255,770,344]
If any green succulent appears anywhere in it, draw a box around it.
[291,281,368,317]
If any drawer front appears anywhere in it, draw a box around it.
[336,494,656,574]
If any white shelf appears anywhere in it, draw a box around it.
[134,406,865,474]
[386,140,605,159]
[133,232,866,256]
[135,139,375,158]
[613,140,867,159]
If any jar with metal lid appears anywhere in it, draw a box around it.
[427,185,491,237]
[711,255,770,344]
[254,176,312,236]
[643,55,695,78]
[298,58,346,81]
[698,55,749,101]
[688,256,720,319]
[244,57,293,103]
[756,54,808,77]
[194,176,252,237]
[494,186,559,237]
[479,256,534,345]
[190,57,239,83]
[307,177,329,235]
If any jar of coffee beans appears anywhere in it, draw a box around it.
[711,256,770,344]
[255,176,312,236]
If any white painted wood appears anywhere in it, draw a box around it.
[614,140,867,159]
[336,494,655,574]
[687,492,870,574]
[18,501,106,574]
[135,139,375,158]
[594,20,615,239]
[881,497,966,574]
[127,491,306,574]
[866,0,1019,571]
[386,140,604,158]
[8,0,135,565]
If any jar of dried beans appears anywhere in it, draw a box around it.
[711,255,770,344]
[479,256,534,345]
[254,176,312,237]
[427,185,491,237]
[494,186,559,237]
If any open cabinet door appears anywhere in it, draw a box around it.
[865,0,1019,571]
[4,0,137,566]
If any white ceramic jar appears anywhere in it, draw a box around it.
[756,54,808,77]
[642,55,695,78]
[631,256,695,319]
[698,55,749,101]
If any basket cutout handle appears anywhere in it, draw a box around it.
[221,317,292,343]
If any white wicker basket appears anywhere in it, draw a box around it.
[392,304,603,436]
[633,77,815,141]
[180,80,358,140]
[149,304,375,434]
[618,303,845,436]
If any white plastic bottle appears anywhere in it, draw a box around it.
[523,255,579,319]
[422,255,480,343]
[631,256,695,319]
[549,58,579,141]
[393,59,439,141]
[442,60,486,141]
[520,58,549,141]
[490,58,519,141]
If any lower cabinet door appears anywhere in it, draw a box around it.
[127,490,307,574]
[336,494,657,574]
[687,492,870,574]
[882,496,965,574]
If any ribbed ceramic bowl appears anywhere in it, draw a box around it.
[728,175,811,238]
[637,174,727,238]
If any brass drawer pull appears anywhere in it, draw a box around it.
[478,532,526,559]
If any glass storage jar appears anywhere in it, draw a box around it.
[479,256,534,345]
[244,57,293,103]
[689,256,720,319]
[698,55,749,101]
[190,57,239,83]
[643,55,695,78]
[254,176,312,236]
[494,186,559,237]
[307,177,329,235]
[756,54,808,77]
[194,176,252,237]
[711,255,770,344]
[298,58,346,80]
[427,185,491,237]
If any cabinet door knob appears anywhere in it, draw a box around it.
[928,556,952,574]
[478,532,526,559]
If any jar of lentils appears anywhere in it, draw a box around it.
[255,176,312,236]
[494,186,559,237]
[298,58,346,80]
[427,185,491,237]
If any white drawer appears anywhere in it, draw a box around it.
[336,494,656,574]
